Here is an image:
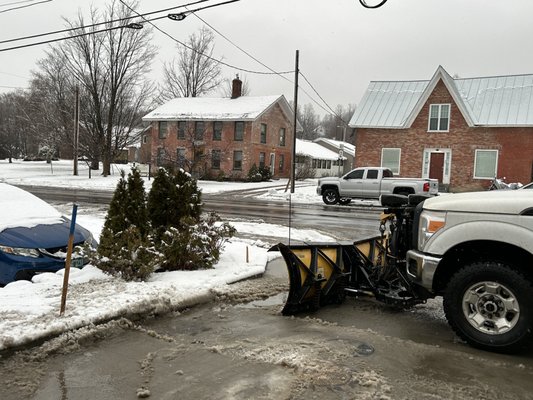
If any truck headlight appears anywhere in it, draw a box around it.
[0,245,40,258]
[418,210,446,250]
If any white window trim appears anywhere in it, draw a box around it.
[381,148,401,175]
[427,104,451,132]
[473,149,499,179]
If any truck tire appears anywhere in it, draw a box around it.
[338,198,352,205]
[322,188,339,205]
[443,262,533,353]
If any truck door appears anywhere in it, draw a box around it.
[361,168,380,198]
[340,168,364,197]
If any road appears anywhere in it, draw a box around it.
[20,184,383,240]
[2,259,533,400]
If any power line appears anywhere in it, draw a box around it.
[119,0,294,76]
[0,0,50,14]
[299,70,350,124]
[0,1,244,53]
[0,0,211,45]
[186,7,293,81]
[0,0,36,7]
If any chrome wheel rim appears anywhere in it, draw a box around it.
[462,281,520,335]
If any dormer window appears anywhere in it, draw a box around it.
[428,104,450,132]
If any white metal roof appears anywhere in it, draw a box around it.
[143,95,290,122]
[296,139,343,160]
[313,137,356,156]
[349,66,533,128]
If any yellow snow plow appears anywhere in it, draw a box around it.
[270,194,431,315]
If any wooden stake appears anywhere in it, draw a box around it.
[60,204,78,316]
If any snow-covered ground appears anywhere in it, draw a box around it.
[0,160,337,351]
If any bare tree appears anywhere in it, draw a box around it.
[321,104,356,140]
[49,0,157,176]
[25,52,76,159]
[0,92,26,162]
[298,103,320,140]
[160,27,222,101]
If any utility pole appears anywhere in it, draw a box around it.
[73,86,79,176]
[290,50,299,194]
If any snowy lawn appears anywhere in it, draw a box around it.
[0,160,335,351]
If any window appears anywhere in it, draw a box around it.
[233,150,243,170]
[428,104,450,132]
[143,135,148,144]
[212,149,221,169]
[326,160,331,169]
[177,121,186,139]
[176,148,186,168]
[278,154,284,171]
[235,121,244,141]
[381,148,401,174]
[195,121,204,140]
[474,149,498,179]
[312,159,317,168]
[345,169,364,179]
[213,121,222,141]
[279,128,286,146]
[260,123,267,144]
[157,148,165,166]
[259,152,265,168]
[366,169,379,179]
[158,121,167,139]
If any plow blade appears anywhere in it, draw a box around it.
[270,238,385,315]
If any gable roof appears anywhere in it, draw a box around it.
[143,95,294,122]
[296,139,344,161]
[349,66,533,128]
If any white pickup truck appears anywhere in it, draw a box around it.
[317,167,439,205]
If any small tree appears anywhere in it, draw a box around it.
[147,167,202,239]
[95,168,157,281]
[159,213,235,271]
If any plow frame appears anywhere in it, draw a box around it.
[272,237,389,315]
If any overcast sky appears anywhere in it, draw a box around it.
[1,0,532,117]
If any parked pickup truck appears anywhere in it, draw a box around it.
[406,189,533,351]
[317,167,438,205]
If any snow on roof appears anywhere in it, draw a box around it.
[314,137,355,155]
[143,95,288,121]
[349,66,533,128]
[0,183,63,232]
[296,139,343,160]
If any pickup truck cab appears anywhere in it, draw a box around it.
[406,190,533,351]
[317,167,438,205]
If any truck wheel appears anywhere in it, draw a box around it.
[322,189,339,205]
[443,262,533,352]
[338,198,352,205]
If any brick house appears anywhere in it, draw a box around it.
[141,79,296,179]
[349,66,533,192]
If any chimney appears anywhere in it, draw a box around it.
[231,74,242,99]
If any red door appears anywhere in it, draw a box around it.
[429,153,444,182]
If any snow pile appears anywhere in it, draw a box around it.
[0,240,274,351]
[0,183,63,232]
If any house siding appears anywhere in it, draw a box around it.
[355,80,533,191]
[141,102,293,179]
